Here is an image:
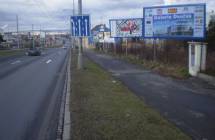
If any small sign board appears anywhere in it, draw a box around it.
[70,15,91,37]
[110,18,143,38]
[143,3,206,40]
[40,32,46,39]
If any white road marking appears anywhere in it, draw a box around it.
[11,60,21,65]
[78,19,81,35]
[85,19,88,36]
[46,59,52,64]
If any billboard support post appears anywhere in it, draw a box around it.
[142,39,146,59]
[125,39,128,56]
[153,39,157,61]
[114,41,116,55]
[201,44,207,71]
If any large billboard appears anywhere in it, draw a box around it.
[144,3,206,39]
[110,18,143,38]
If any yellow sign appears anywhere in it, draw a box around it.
[168,8,177,13]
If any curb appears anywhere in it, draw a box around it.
[56,50,71,140]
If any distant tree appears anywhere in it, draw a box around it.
[207,11,215,51]
[0,34,4,43]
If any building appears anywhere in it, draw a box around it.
[91,24,114,44]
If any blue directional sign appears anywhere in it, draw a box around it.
[70,15,91,37]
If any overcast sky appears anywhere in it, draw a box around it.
[0,0,214,31]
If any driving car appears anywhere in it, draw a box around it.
[26,48,41,56]
[62,46,67,49]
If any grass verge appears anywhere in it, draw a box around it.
[70,51,191,140]
[203,69,215,77]
[94,49,190,79]
[119,54,190,79]
[0,50,24,57]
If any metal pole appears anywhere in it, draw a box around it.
[72,0,75,49]
[77,0,83,69]
[73,0,75,15]
[16,15,20,49]
[103,31,105,52]
[32,24,35,48]
[44,32,46,48]
[40,25,42,48]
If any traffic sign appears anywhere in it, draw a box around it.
[70,15,91,37]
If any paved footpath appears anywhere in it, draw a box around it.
[86,50,215,140]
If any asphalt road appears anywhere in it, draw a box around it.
[86,50,215,140]
[0,48,69,140]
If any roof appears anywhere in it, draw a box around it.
[91,24,110,32]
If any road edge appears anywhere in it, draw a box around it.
[56,49,71,140]
[198,73,215,86]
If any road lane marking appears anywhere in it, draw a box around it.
[46,59,52,64]
[11,60,21,65]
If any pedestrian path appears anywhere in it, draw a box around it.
[86,49,215,140]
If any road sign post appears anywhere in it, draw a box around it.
[78,0,82,70]
[70,15,90,37]
[70,14,90,69]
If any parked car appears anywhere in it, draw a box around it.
[26,48,41,56]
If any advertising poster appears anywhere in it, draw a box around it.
[110,18,143,38]
[144,4,206,39]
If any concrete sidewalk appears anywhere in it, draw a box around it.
[86,49,215,140]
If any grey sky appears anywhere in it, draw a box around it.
[0,0,214,31]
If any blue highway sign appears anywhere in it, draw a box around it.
[70,15,91,37]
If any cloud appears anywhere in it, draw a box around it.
[0,0,214,31]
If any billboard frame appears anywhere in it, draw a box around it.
[109,18,143,38]
[143,3,206,40]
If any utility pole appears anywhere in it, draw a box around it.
[44,32,46,48]
[73,0,75,15]
[40,25,42,48]
[16,15,20,49]
[72,0,75,50]
[32,24,35,48]
[77,0,83,69]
